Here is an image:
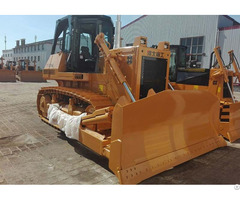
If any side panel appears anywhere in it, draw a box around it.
[228,102,240,142]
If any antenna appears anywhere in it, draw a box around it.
[35,35,37,43]
[4,35,6,50]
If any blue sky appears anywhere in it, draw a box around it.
[0,15,239,55]
[0,15,141,55]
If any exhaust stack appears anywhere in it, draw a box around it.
[114,15,121,49]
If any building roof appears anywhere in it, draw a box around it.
[222,15,240,26]
[218,15,240,31]
[121,15,240,30]
[14,38,54,48]
[219,25,240,31]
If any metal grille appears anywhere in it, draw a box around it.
[140,57,167,99]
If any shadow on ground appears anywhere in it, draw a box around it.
[57,131,112,174]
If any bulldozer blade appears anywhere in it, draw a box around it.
[224,102,240,142]
[18,71,46,82]
[109,90,226,184]
[0,70,16,82]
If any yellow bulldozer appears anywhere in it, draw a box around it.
[0,57,16,82]
[169,45,240,142]
[6,60,17,71]
[16,59,46,82]
[37,15,226,184]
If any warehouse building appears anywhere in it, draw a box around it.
[2,38,60,70]
[219,25,240,63]
[1,49,13,64]
[121,15,240,69]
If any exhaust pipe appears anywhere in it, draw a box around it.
[114,15,121,49]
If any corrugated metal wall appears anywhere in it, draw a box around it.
[121,15,219,67]
[219,28,240,71]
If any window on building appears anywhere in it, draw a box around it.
[34,45,36,51]
[34,56,36,61]
[180,36,204,68]
[42,44,44,50]
[38,44,40,51]
[38,56,40,61]
[126,43,133,46]
[31,56,33,61]
[28,56,30,60]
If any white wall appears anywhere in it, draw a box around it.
[121,15,220,67]
[11,41,59,70]
[2,49,13,65]
[219,28,240,70]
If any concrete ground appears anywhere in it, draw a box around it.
[0,80,240,184]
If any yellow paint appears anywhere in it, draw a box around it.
[99,84,104,92]
[193,85,199,90]
[218,87,221,93]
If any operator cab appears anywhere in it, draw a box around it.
[5,61,16,70]
[169,45,210,86]
[169,45,187,82]
[51,15,114,73]
[18,60,27,70]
